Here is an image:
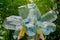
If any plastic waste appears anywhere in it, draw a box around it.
[25,19,36,36]
[2,2,57,40]
[3,16,23,30]
[39,21,56,35]
[18,5,29,19]
[27,4,41,21]
[13,31,19,40]
[41,10,57,22]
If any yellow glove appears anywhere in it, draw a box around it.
[37,26,41,35]
[18,28,25,37]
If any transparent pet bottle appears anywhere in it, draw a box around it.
[3,16,23,30]
[41,10,57,22]
[27,4,41,21]
[13,31,20,40]
[24,18,38,40]
[18,5,29,19]
[40,21,56,35]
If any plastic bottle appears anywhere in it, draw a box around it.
[3,16,23,30]
[18,5,29,19]
[41,10,57,22]
[39,21,56,35]
[27,4,41,21]
[13,31,19,40]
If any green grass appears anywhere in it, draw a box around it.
[0,0,60,40]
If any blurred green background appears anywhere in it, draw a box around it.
[0,0,60,40]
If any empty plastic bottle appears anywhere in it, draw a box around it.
[39,21,56,35]
[27,4,41,21]
[25,23,36,36]
[41,10,57,22]
[3,16,23,30]
[18,5,29,19]
[13,31,20,40]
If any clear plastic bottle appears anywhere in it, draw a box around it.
[3,16,23,30]
[27,4,41,21]
[41,10,57,22]
[13,31,19,40]
[18,5,29,19]
[39,21,56,35]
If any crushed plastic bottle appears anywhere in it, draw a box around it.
[13,31,19,40]
[3,16,23,30]
[41,10,57,22]
[39,21,56,35]
[18,5,29,19]
[25,23,36,36]
[24,19,36,36]
[27,4,41,21]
